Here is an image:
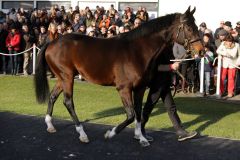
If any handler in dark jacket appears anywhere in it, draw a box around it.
[141,46,197,142]
[0,22,8,74]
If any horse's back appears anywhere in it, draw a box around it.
[45,33,150,87]
[44,34,127,86]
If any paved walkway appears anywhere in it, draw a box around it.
[1,112,240,160]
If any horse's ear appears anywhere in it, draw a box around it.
[184,6,191,15]
[181,6,195,22]
[190,7,196,15]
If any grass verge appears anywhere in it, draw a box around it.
[0,75,240,139]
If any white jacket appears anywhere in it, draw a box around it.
[216,41,240,68]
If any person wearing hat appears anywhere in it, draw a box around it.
[224,21,232,32]
[86,27,96,37]
[215,29,228,48]
[5,23,21,75]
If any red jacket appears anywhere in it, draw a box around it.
[6,31,21,51]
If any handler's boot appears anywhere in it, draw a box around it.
[177,130,198,142]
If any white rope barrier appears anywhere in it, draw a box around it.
[212,57,218,66]
[36,46,41,51]
[0,47,33,56]
[0,44,39,75]
[229,63,240,70]
[170,58,195,62]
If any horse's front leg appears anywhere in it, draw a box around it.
[104,86,135,140]
[133,88,150,147]
[62,77,89,143]
[141,84,163,141]
[45,82,62,133]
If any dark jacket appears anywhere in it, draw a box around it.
[0,29,8,53]
[21,31,35,50]
[198,51,214,72]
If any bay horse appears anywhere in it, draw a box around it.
[34,6,203,147]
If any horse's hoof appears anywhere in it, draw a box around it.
[47,127,56,133]
[104,130,111,139]
[134,135,154,142]
[134,134,140,140]
[80,136,89,143]
[140,140,150,147]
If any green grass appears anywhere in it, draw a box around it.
[0,76,240,139]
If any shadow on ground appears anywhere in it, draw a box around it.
[89,96,240,135]
[1,112,240,160]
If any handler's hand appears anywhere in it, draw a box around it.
[171,62,180,71]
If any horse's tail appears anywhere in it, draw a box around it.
[34,42,50,104]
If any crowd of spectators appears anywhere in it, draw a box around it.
[0,4,240,98]
[0,4,149,75]
[194,21,240,97]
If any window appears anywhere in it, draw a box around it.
[119,2,158,12]
[78,1,115,10]
[37,1,71,10]
[2,1,34,10]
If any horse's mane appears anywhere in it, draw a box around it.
[116,13,181,41]
[61,12,195,42]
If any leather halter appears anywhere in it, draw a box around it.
[176,20,201,52]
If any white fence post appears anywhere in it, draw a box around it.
[200,57,204,93]
[216,55,222,96]
[32,44,36,75]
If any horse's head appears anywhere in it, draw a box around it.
[174,6,204,58]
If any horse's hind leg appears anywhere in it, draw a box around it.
[62,76,89,143]
[104,87,135,139]
[45,81,62,133]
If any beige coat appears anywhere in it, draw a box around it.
[216,41,240,68]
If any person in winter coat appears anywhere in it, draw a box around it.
[21,23,35,75]
[6,23,21,75]
[216,33,240,98]
[198,44,214,95]
[0,22,8,74]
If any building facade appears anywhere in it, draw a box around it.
[0,0,158,18]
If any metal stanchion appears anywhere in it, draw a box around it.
[216,55,222,97]
[200,57,204,94]
[32,44,36,75]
